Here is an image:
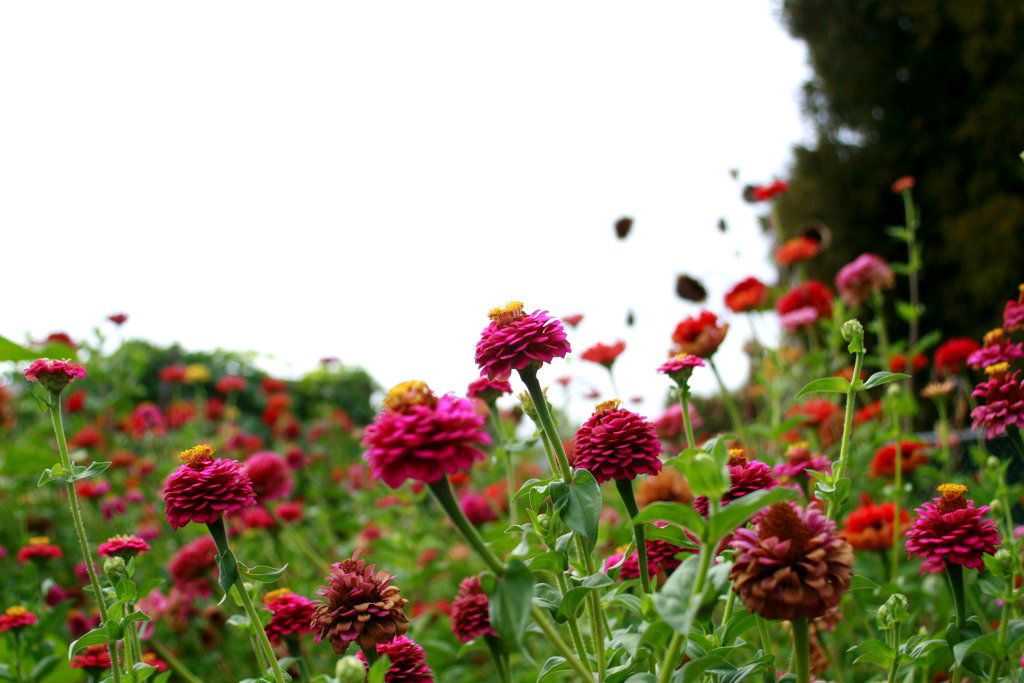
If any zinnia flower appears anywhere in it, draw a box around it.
[636,468,692,507]
[834,253,895,307]
[971,364,1024,438]
[572,400,662,483]
[729,502,853,620]
[889,353,928,374]
[773,442,831,483]
[934,338,981,375]
[356,636,433,682]
[842,497,910,551]
[657,353,704,384]
[869,441,930,478]
[780,306,820,332]
[263,589,316,643]
[167,535,217,585]
[311,552,409,654]
[671,310,728,358]
[159,365,187,383]
[97,535,150,560]
[163,445,256,529]
[724,277,769,313]
[71,645,112,673]
[891,176,915,193]
[776,281,834,322]
[905,484,1000,571]
[450,576,496,643]
[17,537,62,563]
[968,328,1024,370]
[0,606,37,633]
[466,377,512,404]
[581,341,626,368]
[694,451,777,516]
[653,403,703,442]
[746,179,789,203]
[645,521,699,574]
[561,313,584,327]
[774,236,819,266]
[362,381,490,488]
[475,302,571,381]
[459,490,498,525]
[244,451,294,503]
[107,313,128,326]
[1005,287,1024,330]
[215,375,247,394]
[23,358,86,394]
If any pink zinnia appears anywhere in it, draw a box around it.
[572,400,662,483]
[97,535,150,560]
[450,576,497,643]
[167,535,217,585]
[163,445,256,529]
[466,377,512,403]
[244,451,294,503]
[657,353,704,383]
[475,301,571,381]
[645,521,699,574]
[774,443,831,481]
[905,484,1000,571]
[362,381,490,488]
[968,329,1024,370]
[835,253,895,307]
[653,403,704,441]
[780,306,820,332]
[459,490,498,525]
[263,589,316,643]
[23,358,86,394]
[694,451,777,516]
[215,375,247,394]
[971,365,1024,438]
[356,636,434,682]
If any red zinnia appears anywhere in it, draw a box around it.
[581,341,626,368]
[450,576,496,643]
[475,302,571,381]
[724,277,769,313]
[891,176,915,193]
[572,400,662,483]
[905,484,1000,571]
[163,445,256,529]
[263,589,316,642]
[0,606,37,633]
[776,281,834,321]
[869,441,930,478]
[889,354,928,374]
[362,381,490,489]
[244,451,294,503]
[71,645,112,673]
[107,313,128,326]
[215,375,247,394]
[671,310,728,358]
[774,236,819,266]
[842,498,910,551]
[562,313,584,327]
[159,365,187,383]
[934,338,981,375]
[17,537,62,563]
[23,358,86,394]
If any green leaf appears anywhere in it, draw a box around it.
[673,452,729,500]
[0,335,37,362]
[953,633,1001,664]
[850,638,895,670]
[632,501,706,536]
[240,563,289,584]
[861,371,909,390]
[794,376,851,399]
[556,572,612,622]
[552,469,602,552]
[527,550,568,573]
[709,487,798,542]
[367,656,391,683]
[652,554,701,635]
[489,559,534,648]
[68,460,112,482]
[36,462,66,487]
[68,627,109,659]
[215,549,240,600]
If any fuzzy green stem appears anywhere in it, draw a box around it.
[791,618,810,683]
[890,407,903,583]
[677,385,697,450]
[489,409,517,525]
[826,351,864,520]
[615,479,651,594]
[48,394,123,683]
[886,622,901,683]
[707,358,744,441]
[150,642,202,683]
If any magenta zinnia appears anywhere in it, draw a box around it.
[450,576,497,643]
[97,534,150,560]
[971,364,1024,438]
[263,589,316,643]
[244,451,294,503]
[474,301,571,381]
[834,253,895,307]
[23,358,87,394]
[311,552,409,654]
[572,400,662,483]
[362,381,490,488]
[729,502,853,621]
[694,451,777,516]
[356,636,434,682]
[162,444,256,529]
[905,484,1001,571]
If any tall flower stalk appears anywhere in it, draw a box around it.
[826,321,866,520]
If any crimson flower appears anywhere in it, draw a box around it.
[23,358,86,394]
[163,445,256,529]
[450,576,496,643]
[671,310,728,358]
[905,484,1000,571]
[475,302,571,381]
[724,277,770,313]
[572,400,662,483]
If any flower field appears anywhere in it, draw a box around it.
[3,179,1024,683]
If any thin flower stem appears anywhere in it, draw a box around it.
[269,509,330,569]
[150,641,203,683]
[707,359,744,442]
[615,479,651,594]
[756,616,776,682]
[900,189,920,350]
[574,535,607,682]
[485,636,511,683]
[890,401,903,583]
[791,618,810,683]
[428,477,594,682]
[554,571,593,667]
[677,385,697,450]
[489,410,517,525]
[871,291,892,367]
[987,598,1009,682]
[826,351,864,520]
[233,582,285,683]
[47,394,123,683]
[721,589,736,626]
[886,622,901,683]
[945,562,967,629]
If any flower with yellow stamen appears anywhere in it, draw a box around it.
[184,363,211,384]
[179,444,216,468]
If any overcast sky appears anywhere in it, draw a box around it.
[1,2,811,418]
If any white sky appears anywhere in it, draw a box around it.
[1,2,810,419]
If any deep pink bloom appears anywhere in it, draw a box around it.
[0,607,37,633]
[653,403,704,441]
[459,490,498,525]
[774,443,831,481]
[1005,298,1024,329]
[263,590,316,642]
[163,445,256,529]
[609,550,648,581]
[776,281,834,321]
[167,536,217,585]
[97,535,150,560]
[657,353,704,383]
[356,636,434,682]
[23,358,86,394]
[835,253,895,307]
[905,484,1000,571]
[362,382,490,488]
[450,576,496,643]
[475,302,571,381]
[694,452,777,516]
[645,521,699,574]
[971,367,1024,438]
[244,451,294,503]
[572,401,662,483]
[780,306,820,332]
[466,377,512,403]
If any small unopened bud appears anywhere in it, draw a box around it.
[841,319,865,354]
[518,391,537,418]
[876,593,909,630]
[335,655,366,683]
[536,513,550,532]
[990,498,1004,517]
[986,456,1001,472]
[994,548,1014,576]
[103,556,127,579]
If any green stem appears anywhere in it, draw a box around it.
[871,290,891,368]
[531,605,595,683]
[677,385,697,450]
[574,535,607,682]
[13,631,23,683]
[489,409,517,525]
[886,622,901,683]
[234,582,285,683]
[891,407,903,583]
[47,394,123,683]
[150,642,203,683]
[987,598,1009,682]
[485,635,511,683]
[721,589,736,627]
[707,358,744,442]
[945,562,967,630]
[826,351,864,520]
[756,616,776,682]
[615,479,651,594]
[554,571,592,667]
[900,189,920,350]
[791,619,810,683]
[362,646,378,666]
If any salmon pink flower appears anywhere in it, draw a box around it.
[450,576,496,643]
[906,484,1000,571]
[671,311,728,358]
[362,381,490,488]
[891,176,915,193]
[23,358,86,394]
[780,306,820,332]
[724,277,769,313]
[835,253,895,307]
[581,341,626,368]
[163,445,256,529]
[475,302,571,381]
[572,400,662,483]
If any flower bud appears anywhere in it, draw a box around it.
[993,548,1014,577]
[876,593,908,630]
[103,556,127,580]
[518,391,537,418]
[986,456,1001,473]
[841,319,865,354]
[536,513,550,533]
[990,499,1003,517]
[335,655,366,683]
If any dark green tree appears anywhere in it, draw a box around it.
[777,1,1024,340]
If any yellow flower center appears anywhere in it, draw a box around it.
[5,606,27,617]
[28,537,50,546]
[985,362,1010,376]
[984,328,1005,346]
[184,363,211,383]
[594,399,622,414]
[263,588,292,604]
[180,444,216,468]
[727,448,748,466]
[938,482,967,497]
[488,301,525,327]
[383,380,437,412]
[937,483,968,513]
